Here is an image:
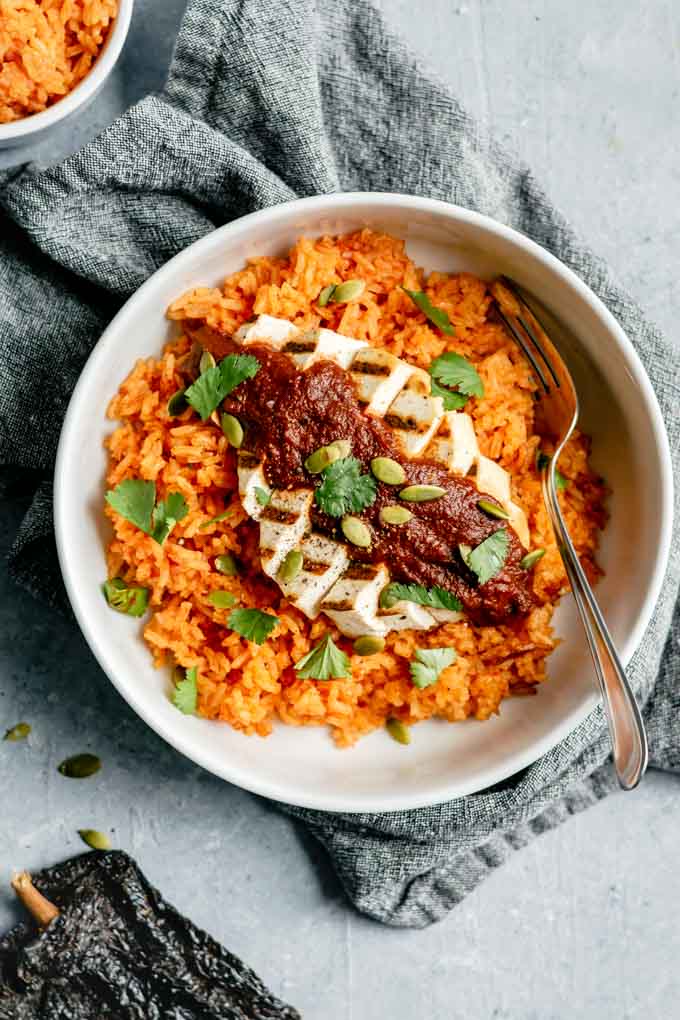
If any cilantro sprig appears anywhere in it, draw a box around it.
[255,487,271,507]
[184,353,260,421]
[379,582,462,613]
[314,457,377,518]
[410,647,457,689]
[106,479,188,545]
[295,634,350,681]
[401,287,455,336]
[228,607,279,644]
[428,352,484,410]
[467,529,510,585]
[172,666,198,715]
[536,450,568,491]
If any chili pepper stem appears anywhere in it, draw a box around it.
[11,871,59,927]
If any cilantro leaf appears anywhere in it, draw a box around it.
[107,479,189,545]
[401,287,455,335]
[199,508,232,530]
[294,633,350,681]
[536,450,568,490]
[430,377,469,411]
[255,487,272,507]
[228,607,279,644]
[106,479,155,534]
[314,457,377,518]
[172,666,198,715]
[467,529,510,585]
[185,353,260,420]
[429,352,484,403]
[151,491,188,544]
[410,647,457,689]
[380,582,462,613]
[102,578,150,617]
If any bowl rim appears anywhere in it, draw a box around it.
[54,191,674,812]
[0,0,134,143]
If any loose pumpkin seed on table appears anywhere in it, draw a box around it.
[58,753,101,779]
[78,829,112,851]
[4,722,30,741]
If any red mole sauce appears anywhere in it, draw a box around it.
[189,324,535,624]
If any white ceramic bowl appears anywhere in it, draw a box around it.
[0,0,133,150]
[55,193,673,812]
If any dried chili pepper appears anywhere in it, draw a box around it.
[0,851,300,1019]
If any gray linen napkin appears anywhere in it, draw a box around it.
[1,0,678,929]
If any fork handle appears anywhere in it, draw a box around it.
[541,469,648,790]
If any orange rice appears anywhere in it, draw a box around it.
[105,229,608,747]
[0,0,118,123]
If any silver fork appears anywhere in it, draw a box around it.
[492,277,648,790]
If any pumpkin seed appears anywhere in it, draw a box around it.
[199,349,216,374]
[386,718,411,745]
[353,635,385,656]
[215,553,238,576]
[326,439,352,460]
[4,722,30,742]
[520,548,546,570]
[78,829,111,851]
[331,279,365,304]
[317,284,336,307]
[208,590,238,609]
[379,505,413,526]
[399,484,447,502]
[371,457,406,486]
[58,753,101,779]
[167,389,188,416]
[459,543,472,565]
[341,515,372,547]
[477,498,510,520]
[279,549,303,582]
[221,413,244,448]
[304,445,333,474]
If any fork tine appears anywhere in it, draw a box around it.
[498,277,562,389]
[492,303,551,392]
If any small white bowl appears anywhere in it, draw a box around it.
[0,0,133,150]
[55,193,673,813]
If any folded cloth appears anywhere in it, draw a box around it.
[1,0,678,929]
[1,851,300,1018]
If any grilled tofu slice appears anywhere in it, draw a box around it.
[237,450,270,521]
[320,562,390,638]
[236,315,297,347]
[306,328,368,370]
[278,533,349,618]
[259,489,313,578]
[429,607,465,625]
[347,348,414,416]
[507,501,530,549]
[475,455,512,506]
[376,600,436,632]
[384,368,445,457]
[426,411,479,476]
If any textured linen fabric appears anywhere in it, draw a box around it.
[1,0,678,929]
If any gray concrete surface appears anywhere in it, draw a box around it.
[1,2,679,1017]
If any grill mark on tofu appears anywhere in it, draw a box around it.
[384,411,427,433]
[261,507,300,525]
